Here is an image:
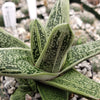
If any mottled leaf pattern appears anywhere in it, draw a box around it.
[0,48,58,80]
[30,19,46,63]
[45,0,69,38]
[61,40,100,73]
[37,83,69,100]
[45,69,100,100]
[36,24,74,72]
[0,48,33,73]
[0,0,100,99]
[0,28,29,99]
[0,28,29,48]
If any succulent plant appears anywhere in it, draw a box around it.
[73,35,87,45]
[80,11,95,25]
[90,55,100,72]
[0,0,100,100]
[70,3,81,12]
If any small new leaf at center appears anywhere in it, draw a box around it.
[36,23,74,73]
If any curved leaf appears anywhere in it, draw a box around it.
[0,28,30,99]
[0,48,58,80]
[30,19,46,63]
[45,0,69,38]
[36,23,74,72]
[10,79,37,100]
[61,40,100,73]
[0,28,29,48]
[45,69,100,100]
[37,83,69,100]
[10,86,32,100]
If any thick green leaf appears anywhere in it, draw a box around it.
[36,23,74,73]
[0,48,58,80]
[37,83,69,100]
[30,19,46,63]
[61,40,100,73]
[45,69,100,100]
[10,86,32,100]
[0,28,29,48]
[45,0,69,38]
[17,79,37,92]
[0,48,33,72]
[10,79,37,100]
[0,28,30,99]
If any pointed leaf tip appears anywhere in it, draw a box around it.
[36,23,74,73]
[30,19,46,63]
[45,0,70,38]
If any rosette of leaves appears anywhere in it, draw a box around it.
[0,0,100,100]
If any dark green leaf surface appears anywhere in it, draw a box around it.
[0,48,58,80]
[61,40,100,73]
[30,19,46,63]
[10,86,32,100]
[36,24,74,72]
[37,83,69,100]
[0,28,29,48]
[45,69,100,100]
[10,79,37,100]
[45,0,69,38]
